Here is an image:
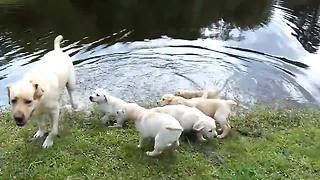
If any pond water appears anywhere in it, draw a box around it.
[0,0,319,109]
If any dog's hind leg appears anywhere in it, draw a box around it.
[66,68,78,109]
[146,135,164,157]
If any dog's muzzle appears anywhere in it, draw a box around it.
[14,111,26,126]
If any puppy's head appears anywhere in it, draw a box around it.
[193,119,217,139]
[116,104,136,121]
[174,90,182,96]
[116,108,126,119]
[157,94,176,106]
[7,81,44,126]
[89,88,109,104]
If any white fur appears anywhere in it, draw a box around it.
[159,94,237,138]
[89,88,128,127]
[117,103,183,157]
[7,35,78,148]
[151,105,217,142]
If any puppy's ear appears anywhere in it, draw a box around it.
[31,82,44,100]
[103,95,108,102]
[116,109,124,115]
[193,121,205,131]
[7,85,11,104]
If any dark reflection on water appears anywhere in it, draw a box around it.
[0,0,319,108]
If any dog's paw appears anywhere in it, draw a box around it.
[42,137,53,148]
[146,151,161,157]
[33,130,45,138]
[137,144,142,148]
[217,135,224,139]
[62,105,73,113]
[108,124,122,128]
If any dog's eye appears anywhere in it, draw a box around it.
[96,94,100,96]
[25,100,32,104]
[11,99,17,104]
[162,98,165,101]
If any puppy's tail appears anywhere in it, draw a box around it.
[226,100,237,106]
[166,127,183,131]
[226,100,249,110]
[54,35,64,50]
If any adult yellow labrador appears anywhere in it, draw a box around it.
[7,35,78,148]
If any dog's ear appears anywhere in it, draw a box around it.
[30,82,44,100]
[116,109,125,115]
[7,85,11,104]
[193,121,205,131]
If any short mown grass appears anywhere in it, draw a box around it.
[0,106,319,179]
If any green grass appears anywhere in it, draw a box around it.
[0,107,319,179]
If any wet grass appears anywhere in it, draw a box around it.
[0,106,319,179]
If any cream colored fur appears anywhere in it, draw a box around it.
[175,89,220,99]
[159,94,236,138]
[117,103,183,157]
[151,105,217,142]
[89,88,128,127]
[7,35,78,148]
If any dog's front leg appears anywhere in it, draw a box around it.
[42,107,60,148]
[34,117,46,138]
[137,136,144,148]
[100,114,109,124]
[108,116,124,128]
[217,124,231,139]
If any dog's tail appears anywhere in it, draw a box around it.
[54,35,63,50]
[166,127,183,131]
[226,100,237,106]
[226,100,249,110]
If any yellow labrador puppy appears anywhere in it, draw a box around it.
[158,94,236,138]
[116,103,183,157]
[151,105,217,142]
[89,88,128,128]
[7,35,78,148]
[175,89,220,99]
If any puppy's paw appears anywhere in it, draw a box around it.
[217,135,224,139]
[33,130,45,139]
[137,144,142,148]
[42,137,53,148]
[62,105,73,113]
[73,102,87,112]
[108,124,122,128]
[146,150,161,157]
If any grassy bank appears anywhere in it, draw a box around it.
[0,107,319,179]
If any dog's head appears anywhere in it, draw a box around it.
[157,94,177,106]
[89,88,109,104]
[7,81,44,126]
[116,108,126,119]
[174,90,182,96]
[193,119,217,139]
[116,103,139,121]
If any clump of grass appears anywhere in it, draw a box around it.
[0,106,319,179]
